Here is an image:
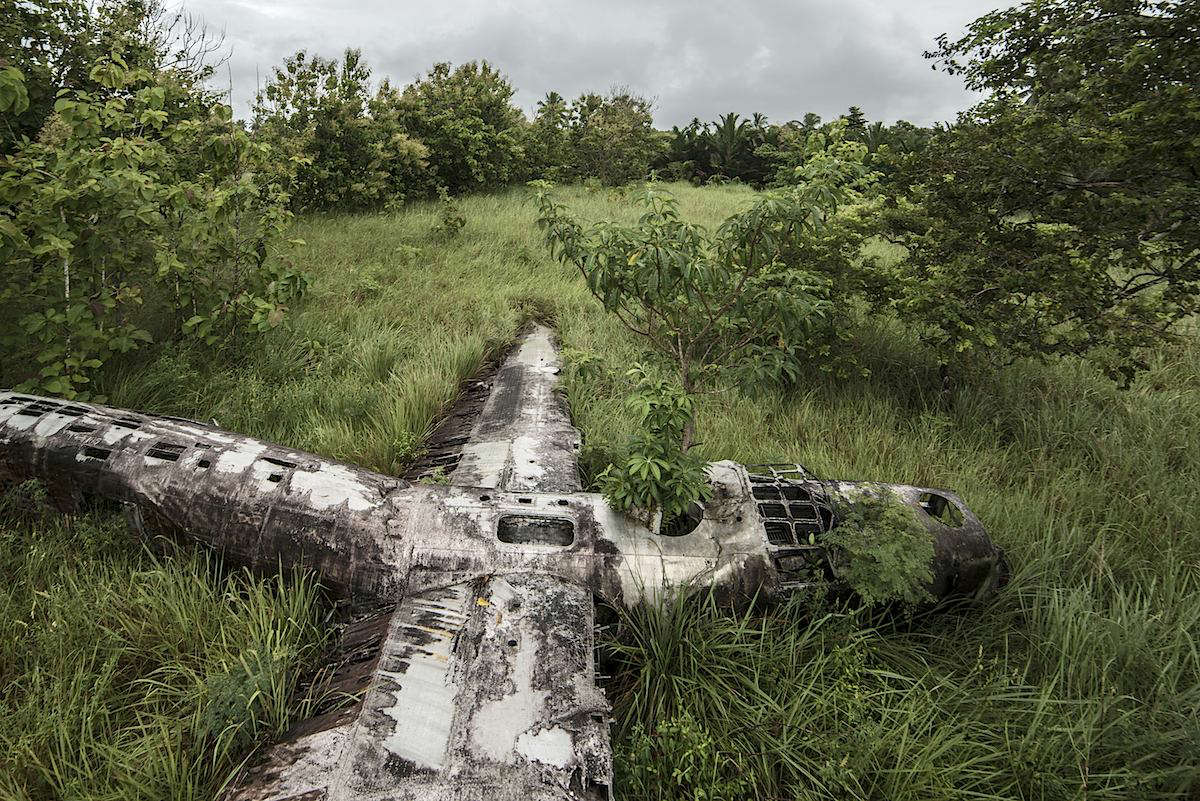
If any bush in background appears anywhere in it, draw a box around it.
[253,48,432,211]
[388,61,526,195]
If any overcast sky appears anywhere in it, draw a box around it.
[184,0,1013,127]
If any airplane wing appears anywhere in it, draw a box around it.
[226,573,611,801]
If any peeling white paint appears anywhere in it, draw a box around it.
[215,442,267,474]
[33,414,73,438]
[289,462,375,512]
[369,583,469,772]
[5,413,37,432]
[470,643,543,763]
[516,728,573,768]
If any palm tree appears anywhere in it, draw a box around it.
[705,112,751,177]
[863,120,887,153]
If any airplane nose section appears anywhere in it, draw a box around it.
[743,464,1008,603]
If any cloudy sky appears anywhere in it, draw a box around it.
[183,0,1013,127]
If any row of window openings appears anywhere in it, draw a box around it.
[77,435,297,480]
[480,493,572,508]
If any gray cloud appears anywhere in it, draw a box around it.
[186,0,1011,126]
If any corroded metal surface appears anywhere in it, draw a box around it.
[449,326,582,493]
[0,325,1007,801]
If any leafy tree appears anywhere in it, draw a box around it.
[843,105,867,136]
[0,57,301,398]
[706,112,752,178]
[387,61,525,194]
[656,112,777,186]
[861,120,887,154]
[658,117,707,183]
[253,49,430,210]
[568,90,660,185]
[535,130,874,438]
[885,0,1200,381]
[1,0,94,151]
[799,112,823,133]
[1,0,226,153]
[535,137,873,516]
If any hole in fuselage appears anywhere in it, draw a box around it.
[82,446,111,462]
[497,515,574,546]
[919,492,964,527]
[262,456,298,469]
[659,502,704,537]
[147,442,186,462]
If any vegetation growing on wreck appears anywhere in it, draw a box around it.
[822,490,935,607]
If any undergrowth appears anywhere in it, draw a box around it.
[0,484,328,800]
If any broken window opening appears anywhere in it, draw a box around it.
[262,456,298,469]
[773,548,829,585]
[764,520,793,545]
[919,492,965,527]
[751,466,835,548]
[758,502,787,519]
[497,515,574,546]
[67,423,98,434]
[267,472,284,483]
[82,446,112,462]
[147,442,186,462]
[111,417,143,430]
[15,400,62,417]
[197,459,212,470]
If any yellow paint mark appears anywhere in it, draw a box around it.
[476,597,490,607]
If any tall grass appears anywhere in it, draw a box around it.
[2,180,1197,798]
[0,484,328,800]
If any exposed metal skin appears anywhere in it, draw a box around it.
[0,325,1006,801]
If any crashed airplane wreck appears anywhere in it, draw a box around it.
[0,325,1005,801]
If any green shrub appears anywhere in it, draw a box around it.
[596,367,712,527]
[387,61,526,194]
[431,188,467,240]
[0,57,302,398]
[616,710,751,801]
[823,490,934,606]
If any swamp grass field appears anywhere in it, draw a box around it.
[2,182,1199,799]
